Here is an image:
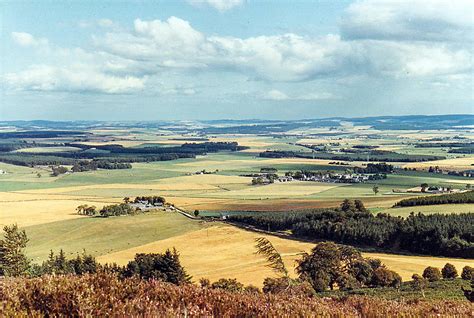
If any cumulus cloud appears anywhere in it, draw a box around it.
[341,0,474,42]
[6,2,473,97]
[93,16,472,82]
[187,0,244,12]
[11,32,48,47]
[3,65,145,94]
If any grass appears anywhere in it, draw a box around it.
[23,211,204,263]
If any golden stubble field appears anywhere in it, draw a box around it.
[97,223,474,287]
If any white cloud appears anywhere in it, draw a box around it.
[6,4,474,98]
[98,19,115,28]
[187,0,244,12]
[3,65,145,94]
[11,32,48,47]
[341,0,474,42]
[262,89,337,101]
[263,89,289,100]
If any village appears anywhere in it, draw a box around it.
[250,169,387,185]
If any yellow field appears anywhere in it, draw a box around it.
[403,157,474,171]
[97,224,473,287]
[0,198,117,227]
[15,147,82,153]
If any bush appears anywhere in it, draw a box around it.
[423,267,441,282]
[263,277,290,294]
[461,266,474,280]
[210,278,244,292]
[441,263,458,279]
[371,267,401,288]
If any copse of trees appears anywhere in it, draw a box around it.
[51,165,68,176]
[228,205,474,258]
[99,203,135,217]
[72,160,132,172]
[259,150,445,162]
[134,196,166,205]
[353,163,393,174]
[296,242,401,292]
[394,190,474,207]
[122,249,191,284]
[31,250,99,276]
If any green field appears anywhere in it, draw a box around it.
[24,212,204,263]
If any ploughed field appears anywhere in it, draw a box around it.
[1,126,473,287]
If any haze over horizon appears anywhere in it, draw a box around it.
[1,0,473,120]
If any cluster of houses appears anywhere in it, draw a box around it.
[128,199,175,212]
[186,169,219,176]
[253,172,380,185]
[407,186,459,194]
[291,173,372,184]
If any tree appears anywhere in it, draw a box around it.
[411,274,427,297]
[194,210,200,217]
[461,266,474,280]
[420,183,429,192]
[123,197,130,204]
[354,200,367,212]
[441,263,458,279]
[296,242,365,292]
[123,249,191,284]
[423,266,441,282]
[36,173,42,178]
[372,185,379,195]
[340,199,356,212]
[0,224,30,277]
[255,237,288,279]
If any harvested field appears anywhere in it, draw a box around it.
[97,223,473,287]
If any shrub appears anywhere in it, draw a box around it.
[441,263,458,279]
[211,278,244,292]
[410,274,427,297]
[371,267,401,288]
[423,267,441,282]
[263,277,290,294]
[461,266,474,280]
[244,285,261,294]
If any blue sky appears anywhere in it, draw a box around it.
[1,0,472,120]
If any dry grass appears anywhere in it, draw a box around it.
[97,224,473,287]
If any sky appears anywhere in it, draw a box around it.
[0,0,473,120]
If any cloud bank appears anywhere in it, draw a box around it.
[4,1,473,98]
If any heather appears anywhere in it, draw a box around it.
[1,273,473,317]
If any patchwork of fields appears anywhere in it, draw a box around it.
[1,126,473,287]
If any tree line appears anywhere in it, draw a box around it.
[259,150,444,162]
[394,190,474,207]
[228,200,474,258]
[0,141,246,167]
